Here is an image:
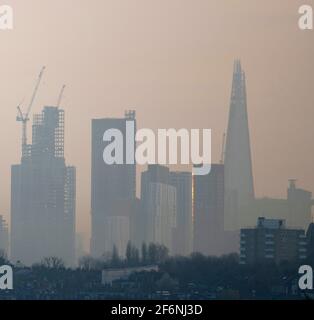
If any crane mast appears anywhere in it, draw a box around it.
[56,84,66,108]
[16,66,45,159]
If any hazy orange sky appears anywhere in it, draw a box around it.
[0,0,313,247]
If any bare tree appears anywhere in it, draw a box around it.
[40,256,65,269]
[78,255,104,270]
[0,249,8,265]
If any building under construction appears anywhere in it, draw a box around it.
[11,106,76,266]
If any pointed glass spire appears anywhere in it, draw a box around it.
[224,60,255,230]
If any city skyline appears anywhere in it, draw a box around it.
[4,60,313,264]
[0,1,314,249]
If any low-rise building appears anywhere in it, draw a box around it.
[240,217,307,265]
[102,265,159,285]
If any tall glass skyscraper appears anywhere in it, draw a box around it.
[90,111,136,257]
[224,61,255,230]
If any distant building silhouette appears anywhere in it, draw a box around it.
[252,180,313,229]
[224,60,255,230]
[193,164,238,255]
[103,199,139,257]
[240,217,307,265]
[90,111,136,257]
[169,171,193,256]
[0,215,9,256]
[287,179,313,228]
[141,165,177,254]
[11,106,76,266]
[76,233,86,260]
[306,222,314,261]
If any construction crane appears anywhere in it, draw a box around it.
[16,66,45,158]
[220,132,226,164]
[56,84,66,108]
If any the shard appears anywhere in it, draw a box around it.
[224,60,255,230]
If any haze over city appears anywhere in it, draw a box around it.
[0,0,314,248]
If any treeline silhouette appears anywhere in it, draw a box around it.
[1,244,313,299]
[79,242,169,270]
